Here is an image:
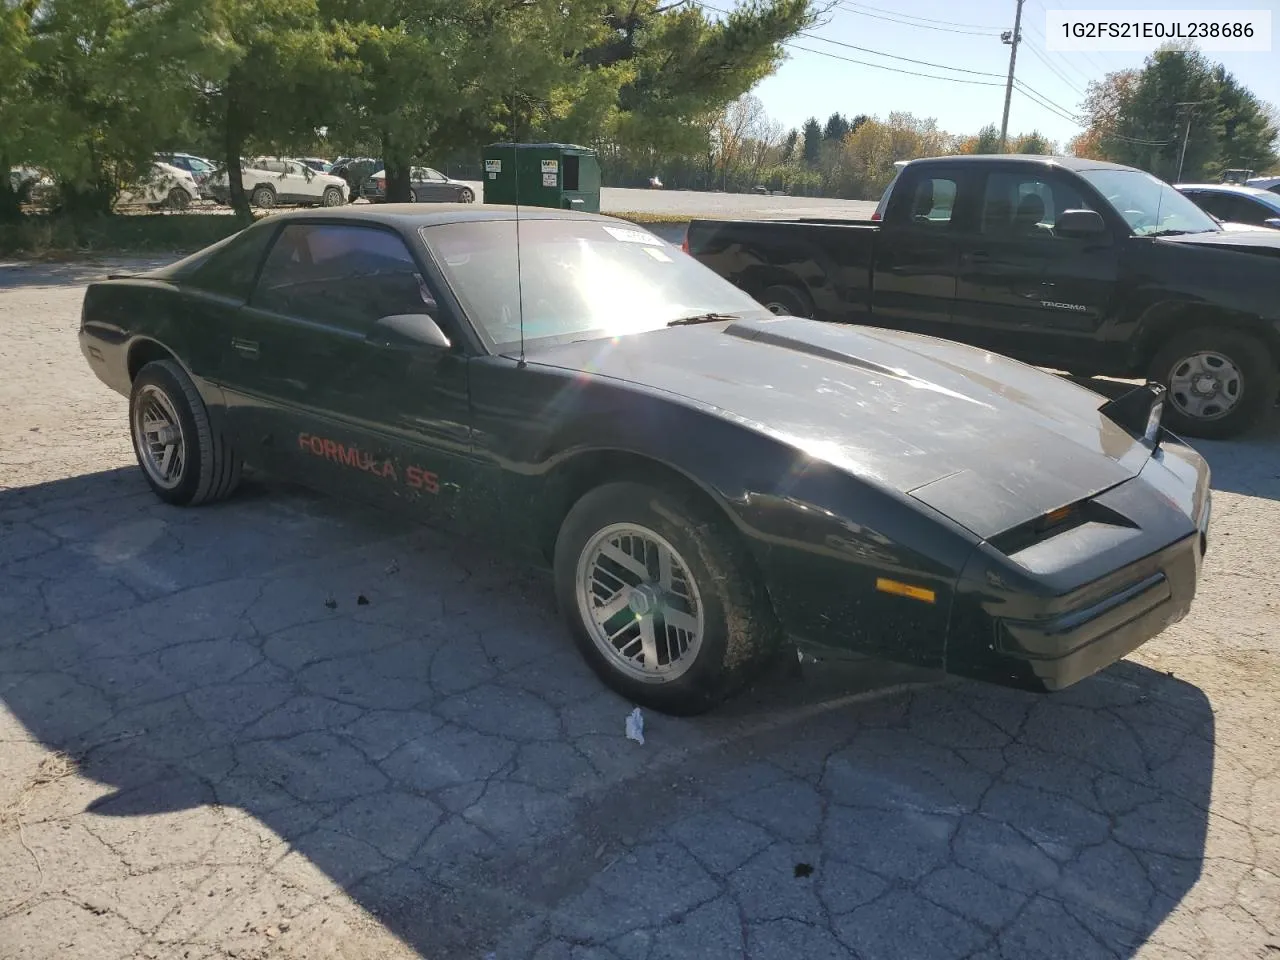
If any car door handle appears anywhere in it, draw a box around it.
[231,337,260,359]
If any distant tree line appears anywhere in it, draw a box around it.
[606,100,1058,201]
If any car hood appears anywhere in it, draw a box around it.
[528,316,1156,539]
[1156,229,1280,254]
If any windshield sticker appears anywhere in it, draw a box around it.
[602,225,663,246]
[643,246,673,263]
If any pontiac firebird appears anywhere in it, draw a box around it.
[78,206,1212,715]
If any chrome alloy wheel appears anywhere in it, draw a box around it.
[1168,351,1243,421]
[575,523,705,683]
[132,384,186,490]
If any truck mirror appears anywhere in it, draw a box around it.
[1056,209,1108,237]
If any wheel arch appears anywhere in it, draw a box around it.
[127,337,181,382]
[1132,300,1280,374]
[536,449,765,576]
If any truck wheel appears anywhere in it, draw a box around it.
[250,184,276,209]
[129,360,243,506]
[759,284,813,319]
[553,481,782,716]
[1149,329,1278,439]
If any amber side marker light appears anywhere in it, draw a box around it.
[875,578,936,604]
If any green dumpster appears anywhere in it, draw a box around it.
[482,142,601,213]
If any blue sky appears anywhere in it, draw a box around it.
[740,0,1280,150]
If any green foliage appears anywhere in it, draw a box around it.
[1078,47,1278,180]
[801,116,822,166]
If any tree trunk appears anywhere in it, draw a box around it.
[0,151,22,221]
[382,132,413,203]
[224,88,252,222]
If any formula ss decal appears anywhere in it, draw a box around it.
[298,433,439,494]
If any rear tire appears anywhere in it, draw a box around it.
[164,187,191,211]
[760,283,813,319]
[553,481,782,715]
[129,360,243,506]
[1148,328,1277,439]
[250,185,276,209]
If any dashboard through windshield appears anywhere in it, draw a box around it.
[1079,168,1221,237]
[420,218,769,349]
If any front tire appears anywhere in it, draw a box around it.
[321,186,344,207]
[458,187,475,203]
[553,481,782,715]
[129,360,243,506]
[249,184,276,209]
[1149,328,1277,439]
[164,187,191,211]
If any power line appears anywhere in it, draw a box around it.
[1029,0,1114,78]
[831,2,999,36]
[1020,39,1087,96]
[1014,77,1083,121]
[799,31,1007,78]
[835,1,1000,32]
[1015,84,1082,125]
[1020,17,1095,89]
[696,1,1008,84]
[784,41,1007,86]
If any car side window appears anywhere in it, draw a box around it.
[425,169,446,181]
[902,176,957,227]
[185,226,276,300]
[1231,196,1267,224]
[252,224,434,330]
[980,172,1098,238]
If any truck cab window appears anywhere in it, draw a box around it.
[907,177,957,226]
[981,173,1097,239]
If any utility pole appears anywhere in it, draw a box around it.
[999,0,1025,152]
[1174,100,1208,181]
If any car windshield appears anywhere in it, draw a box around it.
[1244,189,1280,213]
[1079,168,1220,236]
[421,219,770,349]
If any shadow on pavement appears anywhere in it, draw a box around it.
[1,467,1216,959]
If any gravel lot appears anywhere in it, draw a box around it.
[1,258,1278,960]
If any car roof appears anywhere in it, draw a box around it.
[251,204,634,229]
[1176,183,1278,197]
[901,154,1135,172]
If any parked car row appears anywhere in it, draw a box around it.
[8,153,473,211]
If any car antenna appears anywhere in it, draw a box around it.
[513,139,527,368]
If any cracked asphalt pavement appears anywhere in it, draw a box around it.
[2,259,1279,960]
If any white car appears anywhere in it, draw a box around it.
[207,157,348,209]
[116,162,201,210]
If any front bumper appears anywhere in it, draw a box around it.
[992,529,1203,690]
[946,442,1211,692]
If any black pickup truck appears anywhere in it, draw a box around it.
[685,155,1280,439]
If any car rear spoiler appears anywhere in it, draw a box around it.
[1098,381,1166,448]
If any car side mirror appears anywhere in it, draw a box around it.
[368,313,451,350]
[1056,209,1108,238]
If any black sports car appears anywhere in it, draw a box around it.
[79,206,1212,715]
